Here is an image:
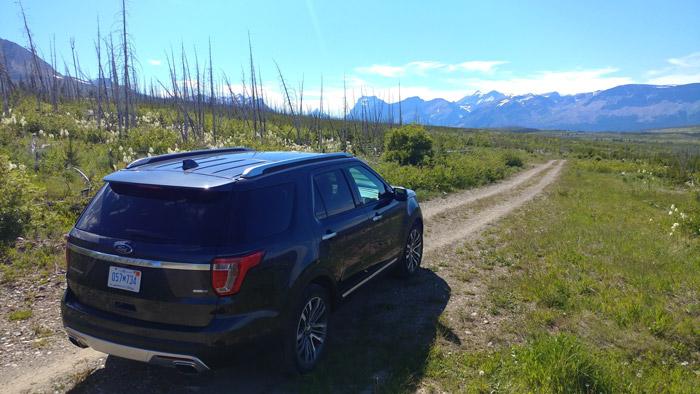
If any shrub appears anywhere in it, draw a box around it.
[383,124,433,166]
[504,152,524,167]
[0,154,35,244]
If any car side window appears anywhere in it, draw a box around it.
[313,183,328,220]
[313,170,356,217]
[233,183,296,242]
[347,166,388,205]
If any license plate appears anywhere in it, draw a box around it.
[107,266,141,293]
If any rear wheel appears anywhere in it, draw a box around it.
[284,284,329,374]
[397,223,423,277]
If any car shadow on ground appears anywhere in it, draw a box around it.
[69,267,451,393]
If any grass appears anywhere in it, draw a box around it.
[8,309,32,321]
[417,160,700,392]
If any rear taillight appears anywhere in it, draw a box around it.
[211,251,264,296]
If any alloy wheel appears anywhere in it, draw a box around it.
[405,227,423,273]
[295,296,328,366]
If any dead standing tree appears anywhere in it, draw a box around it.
[95,19,105,130]
[108,34,123,136]
[19,1,46,109]
[0,49,12,115]
[274,61,302,143]
[49,36,58,111]
[247,34,267,140]
[121,0,132,133]
[208,38,217,143]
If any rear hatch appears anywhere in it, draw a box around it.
[66,182,232,327]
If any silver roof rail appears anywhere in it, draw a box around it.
[240,152,353,178]
[126,147,253,169]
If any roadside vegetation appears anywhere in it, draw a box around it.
[412,159,700,392]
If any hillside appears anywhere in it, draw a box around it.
[350,84,700,132]
[0,38,57,82]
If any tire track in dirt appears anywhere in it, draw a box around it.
[423,160,563,252]
[421,160,558,221]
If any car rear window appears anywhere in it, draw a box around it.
[76,183,231,246]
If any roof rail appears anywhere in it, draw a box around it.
[126,147,253,169]
[240,152,353,178]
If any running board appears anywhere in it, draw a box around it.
[341,258,398,298]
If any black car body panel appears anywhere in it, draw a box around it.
[61,149,422,370]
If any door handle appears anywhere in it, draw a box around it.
[322,231,337,241]
[372,214,383,222]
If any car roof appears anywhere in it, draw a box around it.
[103,149,354,189]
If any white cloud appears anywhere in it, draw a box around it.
[646,52,700,85]
[147,59,162,66]
[446,61,508,74]
[355,64,406,78]
[667,52,700,68]
[647,72,700,85]
[356,59,507,78]
[459,68,635,95]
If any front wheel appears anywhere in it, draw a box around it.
[284,284,329,374]
[397,223,423,277]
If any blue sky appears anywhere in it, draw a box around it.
[1,0,699,111]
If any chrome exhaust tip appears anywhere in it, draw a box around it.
[173,361,201,374]
[68,335,88,349]
[152,355,209,373]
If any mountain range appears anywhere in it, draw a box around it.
[2,37,699,132]
[351,84,700,132]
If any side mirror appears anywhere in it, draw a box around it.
[393,187,408,202]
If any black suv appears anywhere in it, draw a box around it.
[61,148,423,373]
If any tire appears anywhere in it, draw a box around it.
[283,284,330,374]
[397,222,423,277]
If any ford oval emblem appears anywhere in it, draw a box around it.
[113,241,133,255]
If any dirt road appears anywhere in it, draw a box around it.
[2,160,564,393]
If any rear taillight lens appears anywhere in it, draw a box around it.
[211,251,264,296]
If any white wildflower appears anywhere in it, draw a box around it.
[7,162,17,170]
[18,164,26,171]
[478,370,485,376]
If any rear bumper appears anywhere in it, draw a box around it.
[61,288,281,368]
[65,326,210,372]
